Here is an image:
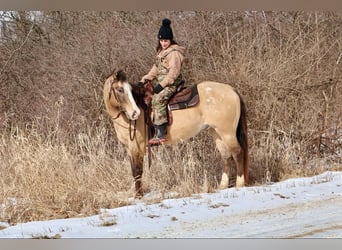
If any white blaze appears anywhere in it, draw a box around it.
[123,82,140,117]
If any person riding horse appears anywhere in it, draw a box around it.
[140,18,186,145]
[104,19,248,197]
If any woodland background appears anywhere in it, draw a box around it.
[0,11,341,224]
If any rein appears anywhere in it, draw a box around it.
[145,102,152,169]
[111,112,121,120]
[129,120,137,141]
[133,81,153,169]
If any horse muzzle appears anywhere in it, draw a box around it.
[127,109,140,120]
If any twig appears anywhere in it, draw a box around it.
[0,24,35,76]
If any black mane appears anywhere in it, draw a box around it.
[131,83,147,110]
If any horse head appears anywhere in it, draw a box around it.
[104,70,140,120]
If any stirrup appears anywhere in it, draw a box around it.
[148,136,167,145]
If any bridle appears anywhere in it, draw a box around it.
[109,79,153,169]
[109,84,123,120]
[109,82,137,141]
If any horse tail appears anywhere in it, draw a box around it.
[236,92,249,185]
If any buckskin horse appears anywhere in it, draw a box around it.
[103,70,248,197]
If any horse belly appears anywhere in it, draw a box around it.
[167,107,205,143]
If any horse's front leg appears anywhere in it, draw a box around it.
[129,152,144,198]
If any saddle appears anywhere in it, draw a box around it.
[168,82,199,111]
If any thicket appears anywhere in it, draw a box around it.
[0,11,341,223]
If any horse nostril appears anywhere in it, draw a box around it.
[132,111,137,119]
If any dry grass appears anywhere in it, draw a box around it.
[0,128,133,224]
[0,128,223,224]
[0,11,341,224]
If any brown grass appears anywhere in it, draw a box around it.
[0,11,341,224]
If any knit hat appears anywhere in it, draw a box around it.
[158,18,173,40]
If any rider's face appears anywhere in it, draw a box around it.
[160,39,171,50]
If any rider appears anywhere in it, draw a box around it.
[140,18,186,145]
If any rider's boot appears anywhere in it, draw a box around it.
[148,123,168,145]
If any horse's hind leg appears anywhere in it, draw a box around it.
[217,141,232,189]
[231,146,245,187]
[209,129,232,189]
[223,136,245,188]
[211,129,246,188]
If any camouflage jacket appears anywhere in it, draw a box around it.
[141,44,186,88]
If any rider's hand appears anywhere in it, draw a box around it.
[154,84,164,94]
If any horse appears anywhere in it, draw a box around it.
[103,70,248,197]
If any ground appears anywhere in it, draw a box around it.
[0,171,341,238]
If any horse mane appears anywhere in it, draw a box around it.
[131,83,148,111]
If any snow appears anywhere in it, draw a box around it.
[0,171,341,238]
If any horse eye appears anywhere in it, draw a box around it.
[116,87,124,94]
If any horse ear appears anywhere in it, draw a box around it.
[115,70,127,82]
